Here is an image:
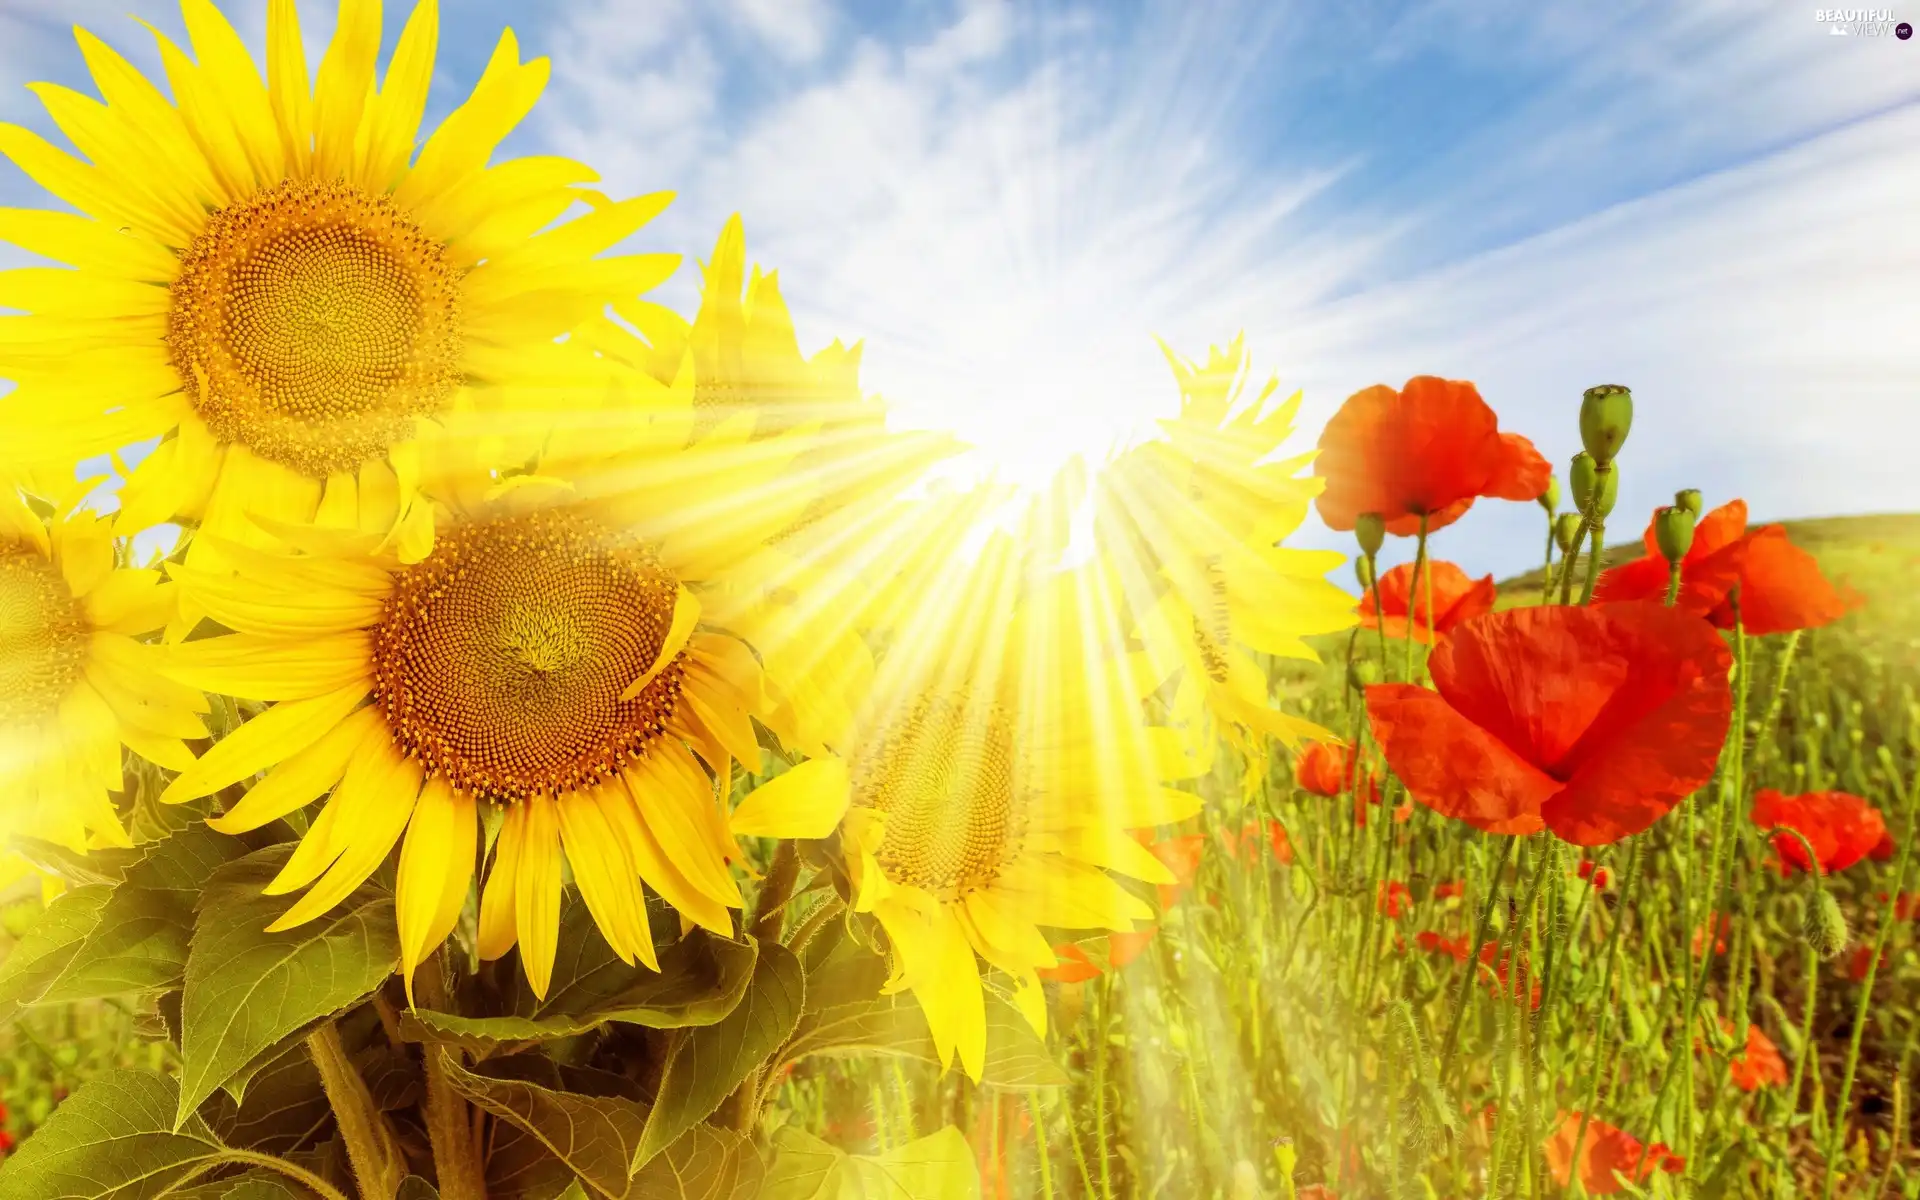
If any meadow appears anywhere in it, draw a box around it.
[4,513,1913,1199]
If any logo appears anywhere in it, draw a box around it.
[1815,6,1901,34]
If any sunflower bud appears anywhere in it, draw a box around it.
[1654,505,1695,566]
[1355,512,1386,558]
[1674,487,1703,516]
[1805,888,1850,960]
[1553,512,1582,555]
[1579,384,1633,465]
[1348,658,1381,692]
[1538,474,1560,514]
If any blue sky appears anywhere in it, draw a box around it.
[2,0,1915,579]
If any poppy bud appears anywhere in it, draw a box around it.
[1354,555,1375,590]
[1538,474,1560,514]
[1355,512,1386,557]
[1553,512,1582,555]
[1579,384,1633,465]
[1805,889,1850,960]
[1568,453,1618,518]
[1674,488,1703,516]
[1348,658,1381,692]
[1653,505,1695,566]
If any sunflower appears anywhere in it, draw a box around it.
[733,523,1202,1080]
[157,366,842,998]
[1,476,206,854]
[0,0,676,564]
[1096,337,1354,793]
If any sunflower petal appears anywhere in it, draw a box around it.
[729,757,849,840]
[396,775,475,1004]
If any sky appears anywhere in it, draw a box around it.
[1,0,1915,579]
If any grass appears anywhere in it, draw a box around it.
[4,512,1917,1196]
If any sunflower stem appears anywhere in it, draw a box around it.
[1562,834,1645,1199]
[1440,834,1518,1094]
[416,955,487,1200]
[307,1022,407,1200]
[750,838,801,943]
[1821,750,1920,1199]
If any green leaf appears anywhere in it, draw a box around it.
[627,1125,761,1200]
[404,909,756,1053]
[9,836,142,887]
[759,1126,981,1200]
[40,883,191,1003]
[636,942,804,1168]
[0,885,110,1022]
[203,1041,333,1156]
[397,1178,441,1200]
[781,991,1067,1090]
[485,1118,583,1200]
[176,845,400,1124]
[442,1053,651,1200]
[0,1070,232,1199]
[167,1175,310,1200]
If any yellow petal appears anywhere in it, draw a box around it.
[615,772,733,936]
[356,0,438,191]
[163,631,373,702]
[628,743,741,907]
[619,583,699,701]
[476,800,524,961]
[267,751,421,930]
[396,775,475,1005]
[514,796,563,999]
[209,704,384,833]
[311,0,380,181]
[162,682,369,805]
[729,757,849,840]
[557,788,654,970]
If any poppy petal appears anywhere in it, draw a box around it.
[1366,683,1552,835]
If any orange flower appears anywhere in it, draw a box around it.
[1597,500,1855,635]
[1692,914,1731,957]
[1543,1112,1684,1195]
[1845,945,1887,983]
[1434,879,1464,900]
[1366,602,1733,845]
[1359,560,1498,644]
[1035,943,1103,984]
[1417,930,1471,962]
[1295,741,1371,798]
[1145,833,1207,909]
[1377,880,1412,918]
[1872,831,1898,862]
[1727,1024,1789,1091]
[1478,943,1540,1009]
[1108,927,1159,969]
[1314,376,1551,536]
[1577,859,1610,889]
[1752,790,1887,876]
[1229,819,1294,865]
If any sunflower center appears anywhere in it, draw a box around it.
[167,179,463,479]
[370,510,683,802]
[855,692,1023,896]
[0,543,89,725]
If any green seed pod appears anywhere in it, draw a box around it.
[1653,505,1696,566]
[1568,453,1618,518]
[1579,384,1633,465]
[1553,512,1583,555]
[1348,658,1382,692]
[1354,554,1375,591]
[1805,888,1850,960]
[1355,512,1386,558]
[1538,474,1560,514]
[1674,487,1703,517]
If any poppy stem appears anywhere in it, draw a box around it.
[1556,515,1590,606]
[1405,515,1430,680]
[1563,835,1646,1199]
[1439,834,1518,1092]
[1664,559,1682,607]
[1820,749,1920,1200]
[1367,552,1391,668]
[1540,514,1556,605]
[1577,512,1607,606]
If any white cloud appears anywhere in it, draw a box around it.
[722,0,835,63]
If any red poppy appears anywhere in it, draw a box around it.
[1597,500,1855,635]
[1036,943,1103,984]
[1727,1024,1789,1092]
[1359,560,1498,644]
[1479,943,1540,1009]
[1882,893,1920,921]
[1295,741,1376,800]
[1434,879,1463,901]
[1298,1187,1337,1200]
[1229,819,1294,865]
[1871,831,1898,862]
[1366,602,1733,845]
[1108,927,1159,969]
[1417,930,1471,962]
[1314,376,1551,536]
[1544,1112,1684,1195]
[1751,790,1886,876]
[1692,914,1731,957]
[1141,832,1206,909]
[1377,880,1412,918]
[1577,859,1610,889]
[1845,945,1887,983]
